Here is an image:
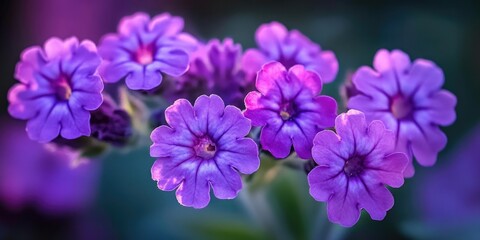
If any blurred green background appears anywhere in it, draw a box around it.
[0,0,479,239]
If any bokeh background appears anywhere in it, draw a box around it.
[0,0,479,239]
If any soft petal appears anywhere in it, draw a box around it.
[125,64,163,90]
[308,166,345,202]
[255,22,288,59]
[260,118,292,158]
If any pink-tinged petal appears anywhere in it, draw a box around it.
[255,22,288,59]
[125,64,163,90]
[154,47,189,77]
[352,177,394,221]
[15,47,46,84]
[244,91,280,126]
[260,118,292,158]
[308,166,345,202]
[7,84,44,120]
[287,65,322,94]
[175,160,211,209]
[300,96,337,128]
[308,50,339,84]
[326,179,361,227]
[63,45,101,77]
[365,152,408,188]
[369,49,400,95]
[415,90,457,126]
[241,49,268,82]
[216,138,260,174]
[255,61,288,96]
[99,60,139,83]
[43,37,78,60]
[149,13,183,37]
[118,12,150,36]
[334,110,368,150]
[404,59,444,99]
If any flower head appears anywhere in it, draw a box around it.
[150,94,260,208]
[308,110,408,227]
[347,49,457,177]
[8,37,104,142]
[242,21,338,84]
[98,12,197,90]
[172,38,246,107]
[244,62,337,159]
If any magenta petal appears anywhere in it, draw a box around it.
[241,49,267,82]
[255,22,288,59]
[287,64,322,94]
[118,12,150,36]
[255,61,287,96]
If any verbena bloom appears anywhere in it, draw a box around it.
[0,121,100,215]
[150,94,260,208]
[8,37,104,142]
[98,12,197,90]
[348,49,457,177]
[242,21,338,84]
[308,110,408,227]
[244,62,337,159]
[173,38,246,107]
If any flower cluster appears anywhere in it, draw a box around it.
[7,11,457,228]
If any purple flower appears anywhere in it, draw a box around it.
[150,94,260,208]
[172,38,246,107]
[8,37,104,142]
[244,62,337,159]
[242,21,338,84]
[308,110,408,227]
[98,12,197,90]
[0,121,100,215]
[348,49,457,177]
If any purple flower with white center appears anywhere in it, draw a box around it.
[8,37,104,142]
[98,12,197,90]
[242,21,338,84]
[308,110,408,227]
[150,94,260,208]
[347,49,457,177]
[173,38,246,107]
[244,62,337,159]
